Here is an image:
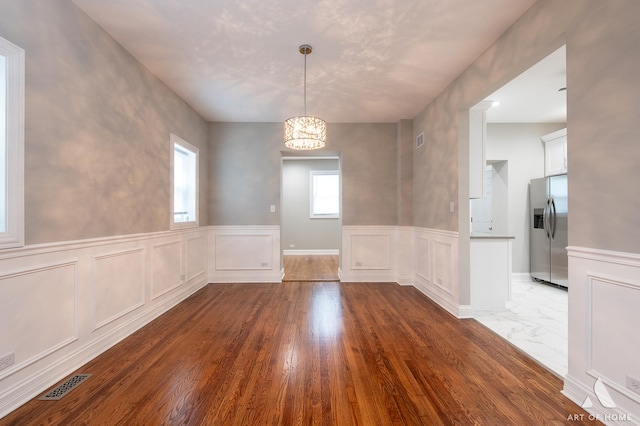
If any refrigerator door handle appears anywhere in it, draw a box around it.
[543,198,550,240]
[551,198,557,239]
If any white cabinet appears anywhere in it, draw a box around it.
[542,128,567,176]
[469,101,493,198]
[470,235,513,311]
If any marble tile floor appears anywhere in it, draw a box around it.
[474,279,568,378]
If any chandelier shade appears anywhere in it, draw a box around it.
[284,44,326,150]
[284,115,326,150]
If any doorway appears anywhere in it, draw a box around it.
[468,44,568,377]
[281,156,342,281]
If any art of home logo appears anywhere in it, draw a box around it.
[567,377,633,422]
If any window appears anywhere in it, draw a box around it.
[170,134,198,229]
[0,36,24,249]
[310,170,340,218]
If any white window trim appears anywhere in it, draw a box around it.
[309,170,340,219]
[0,36,25,249]
[170,133,199,230]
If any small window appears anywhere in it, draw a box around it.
[170,134,198,229]
[0,36,25,249]
[310,170,340,219]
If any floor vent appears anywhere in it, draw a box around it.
[39,374,92,401]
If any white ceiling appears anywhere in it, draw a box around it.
[72,0,542,123]
[485,45,566,123]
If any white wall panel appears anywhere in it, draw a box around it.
[415,234,431,282]
[588,274,640,404]
[340,226,397,282]
[209,226,281,283]
[152,241,182,300]
[350,234,390,270]
[186,235,207,282]
[0,261,77,379]
[397,227,415,285]
[92,248,145,330]
[564,247,640,422]
[215,234,273,270]
[433,240,455,295]
[413,228,461,317]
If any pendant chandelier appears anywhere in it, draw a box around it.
[284,44,326,150]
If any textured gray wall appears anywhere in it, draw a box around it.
[413,0,640,255]
[207,122,282,226]
[565,1,640,253]
[0,0,208,244]
[397,119,414,226]
[281,159,341,251]
[208,122,398,227]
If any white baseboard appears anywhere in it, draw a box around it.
[283,249,339,255]
[208,271,282,283]
[413,278,468,319]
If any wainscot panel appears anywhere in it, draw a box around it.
[397,227,415,286]
[412,228,462,318]
[93,248,145,329]
[563,246,640,424]
[340,226,398,282]
[208,226,282,283]
[151,240,182,300]
[0,228,208,419]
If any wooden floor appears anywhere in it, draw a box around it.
[283,255,339,282]
[2,282,597,424]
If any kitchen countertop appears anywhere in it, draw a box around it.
[470,232,515,239]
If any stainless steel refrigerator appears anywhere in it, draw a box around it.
[530,175,568,287]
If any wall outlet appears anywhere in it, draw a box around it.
[0,352,15,371]
[180,273,185,281]
[627,375,640,395]
[260,262,268,268]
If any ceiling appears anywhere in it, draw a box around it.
[72,0,543,124]
[485,45,566,123]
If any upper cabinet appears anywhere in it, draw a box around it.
[542,128,567,176]
[469,101,493,199]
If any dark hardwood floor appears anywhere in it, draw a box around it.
[2,279,597,424]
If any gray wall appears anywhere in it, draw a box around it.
[397,119,414,226]
[0,0,208,245]
[208,122,398,227]
[486,123,565,273]
[281,159,341,251]
[413,0,640,256]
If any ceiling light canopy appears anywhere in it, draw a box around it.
[284,44,326,150]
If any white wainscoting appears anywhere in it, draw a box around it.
[340,226,465,317]
[412,227,462,318]
[340,226,398,282]
[0,228,208,419]
[563,246,640,424]
[397,226,415,286]
[92,248,145,330]
[208,226,282,283]
[151,240,183,300]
